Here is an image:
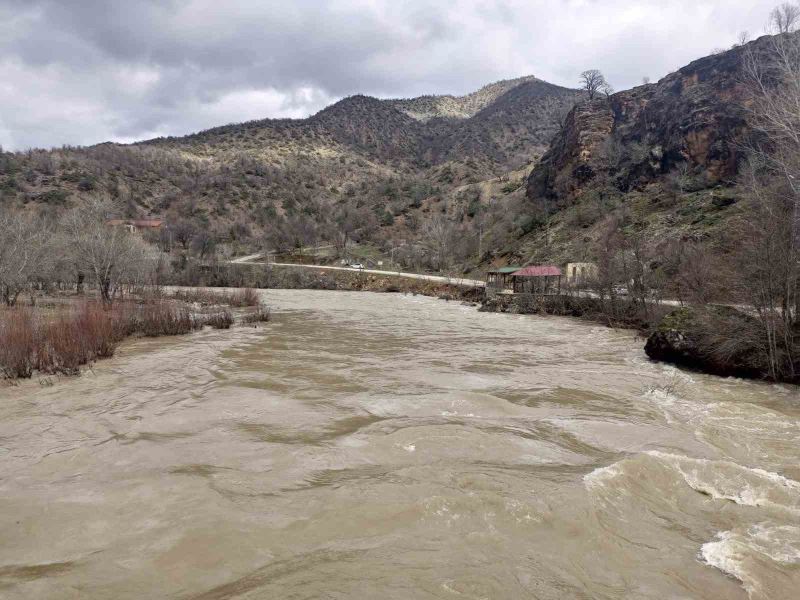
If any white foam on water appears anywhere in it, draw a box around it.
[582,451,800,521]
[647,451,800,514]
[644,387,708,426]
[582,461,625,489]
[701,523,800,598]
[701,530,755,595]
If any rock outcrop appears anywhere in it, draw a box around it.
[644,307,768,379]
[525,35,775,210]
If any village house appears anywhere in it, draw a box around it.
[565,262,598,286]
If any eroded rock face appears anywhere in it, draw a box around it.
[527,100,615,203]
[526,35,772,209]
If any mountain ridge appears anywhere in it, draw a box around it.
[139,75,567,144]
[0,39,765,276]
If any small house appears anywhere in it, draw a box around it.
[511,265,562,295]
[565,262,597,286]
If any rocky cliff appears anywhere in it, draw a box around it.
[526,36,765,210]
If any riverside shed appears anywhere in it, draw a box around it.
[486,266,523,292]
[511,265,562,295]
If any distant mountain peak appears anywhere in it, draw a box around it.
[388,75,546,121]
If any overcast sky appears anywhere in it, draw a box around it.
[0,0,778,151]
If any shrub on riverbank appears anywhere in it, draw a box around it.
[241,304,271,325]
[205,309,234,329]
[171,287,260,307]
[36,304,123,375]
[1,305,122,378]
[0,309,37,378]
[136,303,201,337]
[228,288,259,307]
[0,299,259,380]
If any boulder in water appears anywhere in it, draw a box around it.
[645,306,767,379]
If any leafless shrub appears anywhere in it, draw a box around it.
[0,309,37,378]
[135,303,200,337]
[204,310,234,329]
[171,288,227,305]
[645,371,688,397]
[171,287,259,307]
[240,304,271,325]
[228,288,260,307]
[1,303,129,378]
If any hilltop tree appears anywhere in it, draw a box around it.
[580,70,608,100]
[770,2,800,33]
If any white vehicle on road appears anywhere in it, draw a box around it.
[349,263,365,270]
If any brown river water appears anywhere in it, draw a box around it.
[1,290,799,599]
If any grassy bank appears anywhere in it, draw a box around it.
[0,290,270,381]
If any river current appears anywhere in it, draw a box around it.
[1,290,799,599]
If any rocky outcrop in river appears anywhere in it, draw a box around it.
[645,307,769,380]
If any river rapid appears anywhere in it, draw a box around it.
[1,290,799,599]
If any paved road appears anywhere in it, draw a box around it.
[229,256,485,288]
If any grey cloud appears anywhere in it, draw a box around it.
[0,0,778,150]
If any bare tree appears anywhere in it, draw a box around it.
[737,31,751,47]
[730,159,797,379]
[63,197,150,303]
[580,69,608,100]
[331,202,377,258]
[730,26,800,379]
[770,2,800,33]
[192,230,216,260]
[422,214,458,272]
[742,31,800,302]
[0,211,52,306]
[171,220,196,250]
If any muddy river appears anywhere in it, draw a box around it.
[1,290,799,599]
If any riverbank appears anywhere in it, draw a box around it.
[0,289,270,381]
